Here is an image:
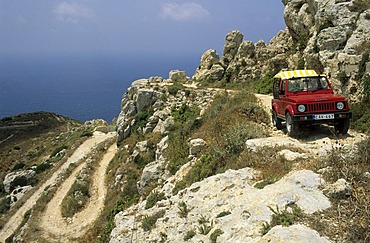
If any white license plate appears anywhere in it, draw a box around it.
[313,114,334,120]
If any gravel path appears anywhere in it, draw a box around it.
[0,131,115,242]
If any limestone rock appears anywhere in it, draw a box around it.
[278,149,308,161]
[221,30,244,66]
[323,178,352,199]
[111,169,330,242]
[3,170,36,193]
[135,89,160,113]
[189,138,207,156]
[193,49,223,81]
[169,70,187,83]
[9,185,32,206]
[259,224,331,243]
[137,160,166,195]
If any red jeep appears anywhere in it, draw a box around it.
[272,70,352,136]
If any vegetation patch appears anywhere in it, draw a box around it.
[167,82,185,96]
[304,137,370,242]
[145,190,166,209]
[166,104,201,175]
[172,91,270,194]
[197,214,213,235]
[184,229,196,241]
[141,210,165,232]
[178,201,190,218]
[210,229,224,243]
[261,204,302,235]
[216,211,231,218]
[351,74,370,133]
[252,70,275,94]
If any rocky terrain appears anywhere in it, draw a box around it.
[110,75,368,243]
[194,0,370,102]
[0,0,369,242]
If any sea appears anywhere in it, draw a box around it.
[0,53,199,122]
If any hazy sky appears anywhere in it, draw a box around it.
[0,0,286,57]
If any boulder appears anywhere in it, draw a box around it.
[193,49,222,81]
[278,149,308,161]
[323,178,352,199]
[137,160,166,195]
[221,30,244,65]
[169,70,187,83]
[135,89,160,113]
[189,138,207,156]
[3,170,36,193]
[260,224,331,243]
[9,185,32,206]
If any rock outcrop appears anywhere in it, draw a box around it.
[193,0,370,101]
[110,1,370,242]
[110,169,331,242]
[116,71,218,145]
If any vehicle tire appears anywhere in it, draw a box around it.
[272,110,283,130]
[334,119,350,135]
[286,113,299,136]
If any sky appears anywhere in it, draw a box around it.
[0,0,286,58]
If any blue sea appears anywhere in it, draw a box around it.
[0,53,199,122]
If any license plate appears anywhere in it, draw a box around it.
[313,114,334,120]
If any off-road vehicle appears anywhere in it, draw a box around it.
[272,70,352,136]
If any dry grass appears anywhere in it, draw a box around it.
[302,137,370,242]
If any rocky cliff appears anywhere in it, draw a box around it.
[111,1,370,242]
[193,0,370,102]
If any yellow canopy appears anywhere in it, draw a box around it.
[274,70,318,79]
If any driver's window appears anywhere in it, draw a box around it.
[281,79,286,92]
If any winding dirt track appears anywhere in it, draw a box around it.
[40,142,117,240]
[0,131,116,242]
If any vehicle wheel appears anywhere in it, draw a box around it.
[272,110,283,130]
[286,113,299,136]
[335,119,350,135]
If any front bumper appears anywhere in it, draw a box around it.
[292,111,352,122]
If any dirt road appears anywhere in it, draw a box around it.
[0,131,115,242]
[40,142,117,240]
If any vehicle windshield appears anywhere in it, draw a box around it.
[288,77,330,92]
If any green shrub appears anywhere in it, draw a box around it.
[216,211,231,218]
[61,181,90,218]
[51,144,68,157]
[261,204,302,235]
[141,210,165,232]
[210,229,224,243]
[0,197,11,215]
[197,214,213,235]
[12,162,26,171]
[168,82,184,96]
[134,150,155,169]
[351,74,370,133]
[184,229,196,241]
[145,191,166,209]
[166,104,201,175]
[80,127,94,137]
[337,70,349,85]
[166,131,190,175]
[132,109,154,134]
[252,70,275,94]
[35,162,52,174]
[178,201,190,218]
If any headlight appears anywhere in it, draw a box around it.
[337,102,344,110]
[298,104,306,112]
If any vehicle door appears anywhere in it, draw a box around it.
[277,79,287,116]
